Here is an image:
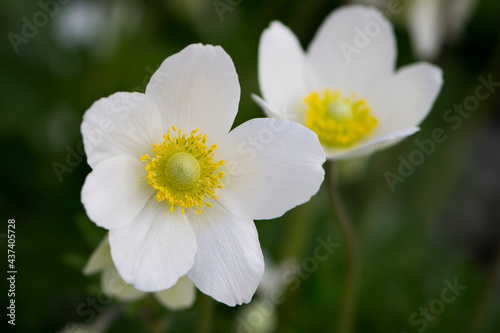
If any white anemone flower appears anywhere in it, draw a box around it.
[80,44,325,306]
[349,0,478,60]
[253,5,443,160]
[84,235,195,310]
[407,0,478,60]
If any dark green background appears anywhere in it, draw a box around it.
[1,0,500,332]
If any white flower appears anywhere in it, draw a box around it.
[84,235,195,310]
[407,0,478,60]
[349,0,478,60]
[253,5,443,160]
[54,0,143,58]
[80,44,325,306]
[235,257,297,333]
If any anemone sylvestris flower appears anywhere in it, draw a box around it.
[407,0,478,60]
[253,5,443,160]
[350,0,478,60]
[81,44,325,306]
[84,235,195,310]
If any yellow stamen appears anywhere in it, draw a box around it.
[141,126,225,214]
[304,90,378,147]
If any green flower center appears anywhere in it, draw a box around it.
[304,90,378,147]
[327,100,353,122]
[165,152,201,190]
[141,126,225,215]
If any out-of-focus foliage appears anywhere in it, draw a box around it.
[1,0,499,332]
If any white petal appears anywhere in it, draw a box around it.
[257,21,311,122]
[81,155,154,230]
[407,0,443,60]
[109,197,197,292]
[367,62,443,134]
[216,118,325,220]
[81,156,153,230]
[251,94,288,121]
[101,266,146,302]
[153,276,196,310]
[81,92,164,168]
[324,127,420,160]
[83,235,113,275]
[187,201,264,306]
[307,5,396,95]
[145,44,240,143]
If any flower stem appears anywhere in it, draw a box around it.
[196,293,215,333]
[327,161,360,333]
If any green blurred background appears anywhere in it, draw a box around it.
[1,0,500,332]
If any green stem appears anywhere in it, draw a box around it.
[327,162,360,333]
[196,293,215,333]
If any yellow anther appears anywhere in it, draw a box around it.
[140,126,225,215]
[304,90,378,147]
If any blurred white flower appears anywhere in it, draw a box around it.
[81,44,325,306]
[84,235,195,310]
[53,0,143,59]
[235,257,298,333]
[407,0,479,60]
[253,5,443,160]
[350,0,479,60]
